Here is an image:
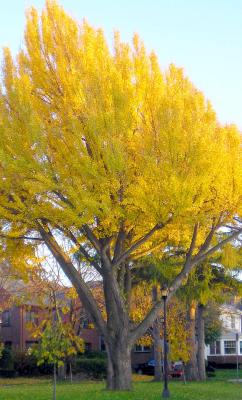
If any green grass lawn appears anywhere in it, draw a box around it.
[0,371,241,400]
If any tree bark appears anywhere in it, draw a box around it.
[102,268,132,391]
[185,302,199,381]
[105,338,132,390]
[152,287,162,381]
[196,304,206,381]
[53,363,57,400]
[153,318,163,381]
[69,362,73,383]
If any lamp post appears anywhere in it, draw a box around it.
[236,333,239,381]
[161,286,170,398]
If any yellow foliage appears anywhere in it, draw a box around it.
[131,284,191,361]
[0,1,240,272]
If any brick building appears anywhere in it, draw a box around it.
[0,283,153,366]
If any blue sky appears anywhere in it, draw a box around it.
[1,0,242,128]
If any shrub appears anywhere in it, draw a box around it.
[13,351,53,376]
[82,351,107,359]
[0,369,16,378]
[74,358,107,379]
[0,346,14,370]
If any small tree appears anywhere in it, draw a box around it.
[32,317,84,400]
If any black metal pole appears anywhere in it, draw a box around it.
[162,295,170,398]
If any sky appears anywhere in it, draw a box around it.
[0,0,242,128]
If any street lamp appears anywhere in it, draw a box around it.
[161,286,170,398]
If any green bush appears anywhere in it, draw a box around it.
[0,346,14,370]
[82,351,107,359]
[75,358,107,379]
[0,369,16,378]
[13,351,53,376]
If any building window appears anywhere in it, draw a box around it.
[84,342,92,352]
[240,341,242,354]
[1,311,11,327]
[25,341,38,350]
[224,340,236,355]
[26,310,38,325]
[231,316,235,329]
[81,319,94,329]
[82,319,90,329]
[210,341,221,355]
[100,336,106,352]
[134,344,151,353]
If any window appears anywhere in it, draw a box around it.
[82,319,90,329]
[134,344,151,353]
[84,342,92,352]
[210,341,221,355]
[216,341,221,354]
[224,340,236,355]
[231,316,235,329]
[25,310,38,325]
[240,341,242,354]
[25,341,38,350]
[100,336,106,352]
[1,311,11,327]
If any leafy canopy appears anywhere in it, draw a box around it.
[0,0,241,279]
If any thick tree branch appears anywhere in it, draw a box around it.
[130,226,242,343]
[76,243,102,274]
[113,224,126,263]
[62,228,102,274]
[0,234,43,241]
[37,222,107,337]
[192,228,242,266]
[170,227,242,296]
[186,223,199,262]
[53,190,74,209]
[130,299,164,343]
[114,218,171,267]
[82,225,101,253]
[198,221,217,253]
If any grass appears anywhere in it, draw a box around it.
[0,371,241,400]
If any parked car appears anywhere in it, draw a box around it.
[134,359,163,375]
[134,359,184,377]
[169,362,184,378]
[206,364,216,377]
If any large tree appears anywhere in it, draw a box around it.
[0,1,241,390]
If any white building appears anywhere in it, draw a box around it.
[207,302,242,365]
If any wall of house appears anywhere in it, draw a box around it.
[0,306,22,349]
[0,305,51,350]
[207,305,242,365]
[221,312,241,332]
[0,305,103,353]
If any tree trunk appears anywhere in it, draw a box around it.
[196,304,206,381]
[53,363,57,400]
[69,362,73,383]
[57,363,66,380]
[102,267,133,391]
[106,339,132,391]
[152,286,162,381]
[153,318,163,381]
[185,302,199,381]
